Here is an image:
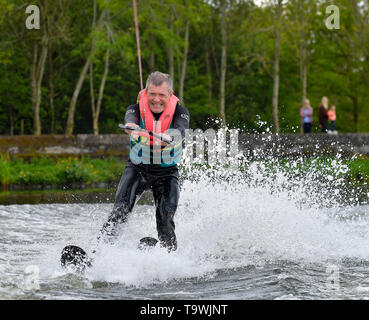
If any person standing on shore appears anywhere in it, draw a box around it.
[318,96,329,133]
[300,99,313,134]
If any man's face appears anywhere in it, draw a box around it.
[146,82,172,114]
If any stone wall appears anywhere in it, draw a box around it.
[238,133,369,159]
[0,133,368,160]
[0,134,130,159]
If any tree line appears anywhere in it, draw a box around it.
[0,0,368,136]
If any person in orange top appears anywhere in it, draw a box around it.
[327,105,337,133]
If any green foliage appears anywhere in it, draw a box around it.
[0,155,10,186]
[0,0,368,134]
[3,155,369,190]
[7,156,125,187]
[56,160,93,184]
[344,157,369,183]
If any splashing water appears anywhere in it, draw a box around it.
[1,128,369,299]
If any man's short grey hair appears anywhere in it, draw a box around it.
[145,71,173,93]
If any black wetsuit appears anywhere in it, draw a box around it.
[99,103,190,251]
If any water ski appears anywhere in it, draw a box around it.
[60,245,92,273]
[61,238,157,271]
[138,237,158,250]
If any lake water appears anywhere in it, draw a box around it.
[1,158,369,300]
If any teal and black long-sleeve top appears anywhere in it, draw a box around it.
[124,103,190,168]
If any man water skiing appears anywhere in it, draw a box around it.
[98,71,190,252]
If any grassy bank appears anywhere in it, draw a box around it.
[0,156,125,190]
[0,155,369,191]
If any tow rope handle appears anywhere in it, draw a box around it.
[118,124,172,144]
